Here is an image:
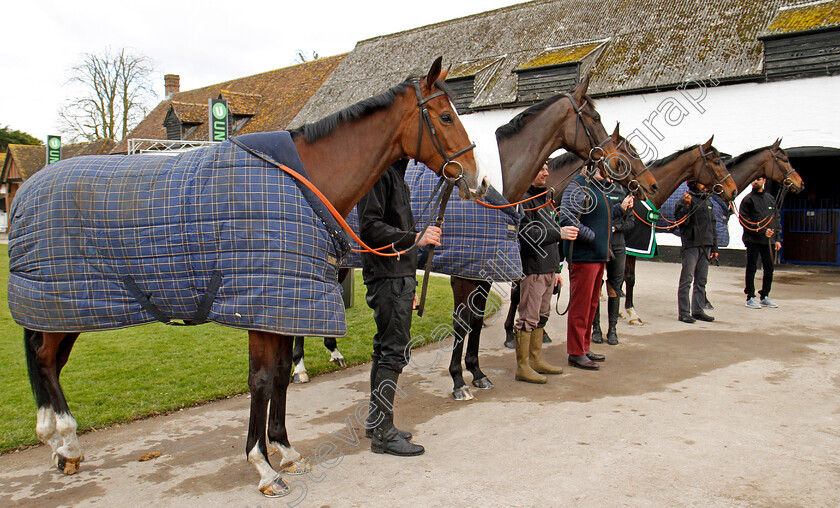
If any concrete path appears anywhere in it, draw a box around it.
[1,261,839,507]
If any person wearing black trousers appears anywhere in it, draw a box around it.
[591,179,634,345]
[357,158,440,457]
[741,177,781,309]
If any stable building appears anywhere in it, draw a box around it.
[292,0,840,265]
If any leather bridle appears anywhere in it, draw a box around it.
[699,144,732,196]
[413,80,476,184]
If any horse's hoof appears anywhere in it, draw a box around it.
[453,386,474,400]
[330,357,347,368]
[619,309,627,318]
[280,457,311,475]
[472,377,494,390]
[628,318,644,326]
[293,372,310,384]
[259,474,290,497]
[54,454,83,475]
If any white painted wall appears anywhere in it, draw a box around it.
[459,75,840,250]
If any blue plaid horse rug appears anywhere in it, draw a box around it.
[8,131,349,337]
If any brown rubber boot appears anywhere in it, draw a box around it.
[529,328,563,374]
[514,328,546,384]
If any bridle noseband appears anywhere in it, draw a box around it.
[413,80,475,183]
[770,147,797,188]
[699,144,732,196]
[564,93,645,194]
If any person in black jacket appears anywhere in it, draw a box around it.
[591,179,634,345]
[357,158,440,457]
[514,163,578,383]
[740,177,781,309]
[675,181,718,323]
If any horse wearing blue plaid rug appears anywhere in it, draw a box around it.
[621,138,737,324]
[444,78,658,401]
[12,58,487,498]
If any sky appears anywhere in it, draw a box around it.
[1,0,527,143]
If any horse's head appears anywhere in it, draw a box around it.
[562,77,659,199]
[766,138,804,193]
[408,57,488,200]
[693,136,738,202]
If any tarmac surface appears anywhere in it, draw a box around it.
[1,260,839,507]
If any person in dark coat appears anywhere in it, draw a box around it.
[357,158,440,456]
[675,181,718,323]
[591,179,634,346]
[513,163,578,383]
[740,177,781,309]
[559,167,619,370]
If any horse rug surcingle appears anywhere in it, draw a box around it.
[8,131,349,336]
[341,161,523,282]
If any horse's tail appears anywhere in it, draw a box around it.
[24,328,50,408]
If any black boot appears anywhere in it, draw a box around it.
[537,316,552,343]
[591,305,603,344]
[606,296,620,345]
[365,359,412,440]
[370,368,424,456]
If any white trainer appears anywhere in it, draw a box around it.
[745,297,762,309]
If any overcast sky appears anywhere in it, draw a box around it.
[2,0,526,143]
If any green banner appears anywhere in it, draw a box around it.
[46,135,61,164]
[209,99,229,141]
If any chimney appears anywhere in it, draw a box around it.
[164,74,180,98]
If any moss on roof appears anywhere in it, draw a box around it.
[765,0,840,35]
[517,41,605,70]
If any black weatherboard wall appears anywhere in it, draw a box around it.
[763,27,840,81]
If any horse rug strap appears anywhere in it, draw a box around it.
[122,271,222,326]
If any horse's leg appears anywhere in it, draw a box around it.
[464,280,494,390]
[25,329,84,474]
[449,277,473,401]
[503,281,521,349]
[267,334,310,475]
[247,331,291,498]
[323,337,346,368]
[291,336,309,384]
[624,256,643,325]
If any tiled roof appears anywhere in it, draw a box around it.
[292,0,827,124]
[113,54,346,153]
[2,140,117,182]
[762,0,840,36]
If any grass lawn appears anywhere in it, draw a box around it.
[0,250,473,452]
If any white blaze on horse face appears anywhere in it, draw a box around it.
[54,412,82,459]
[36,406,63,453]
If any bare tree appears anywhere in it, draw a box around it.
[58,48,156,142]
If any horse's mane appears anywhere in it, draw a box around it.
[725,146,768,168]
[547,151,581,170]
[291,76,455,143]
[495,93,595,141]
[649,145,700,168]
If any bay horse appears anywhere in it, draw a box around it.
[725,139,804,194]
[445,76,659,400]
[15,58,488,498]
[621,137,739,324]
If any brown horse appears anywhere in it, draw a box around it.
[446,77,659,400]
[17,58,488,498]
[621,137,738,323]
[726,139,804,194]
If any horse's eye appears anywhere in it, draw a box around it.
[440,113,453,124]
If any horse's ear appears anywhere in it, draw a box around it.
[425,57,443,88]
[611,123,621,143]
[439,65,450,82]
[703,135,714,150]
[572,73,591,101]
[773,137,782,148]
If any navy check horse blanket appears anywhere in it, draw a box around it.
[8,131,349,336]
[340,162,523,282]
